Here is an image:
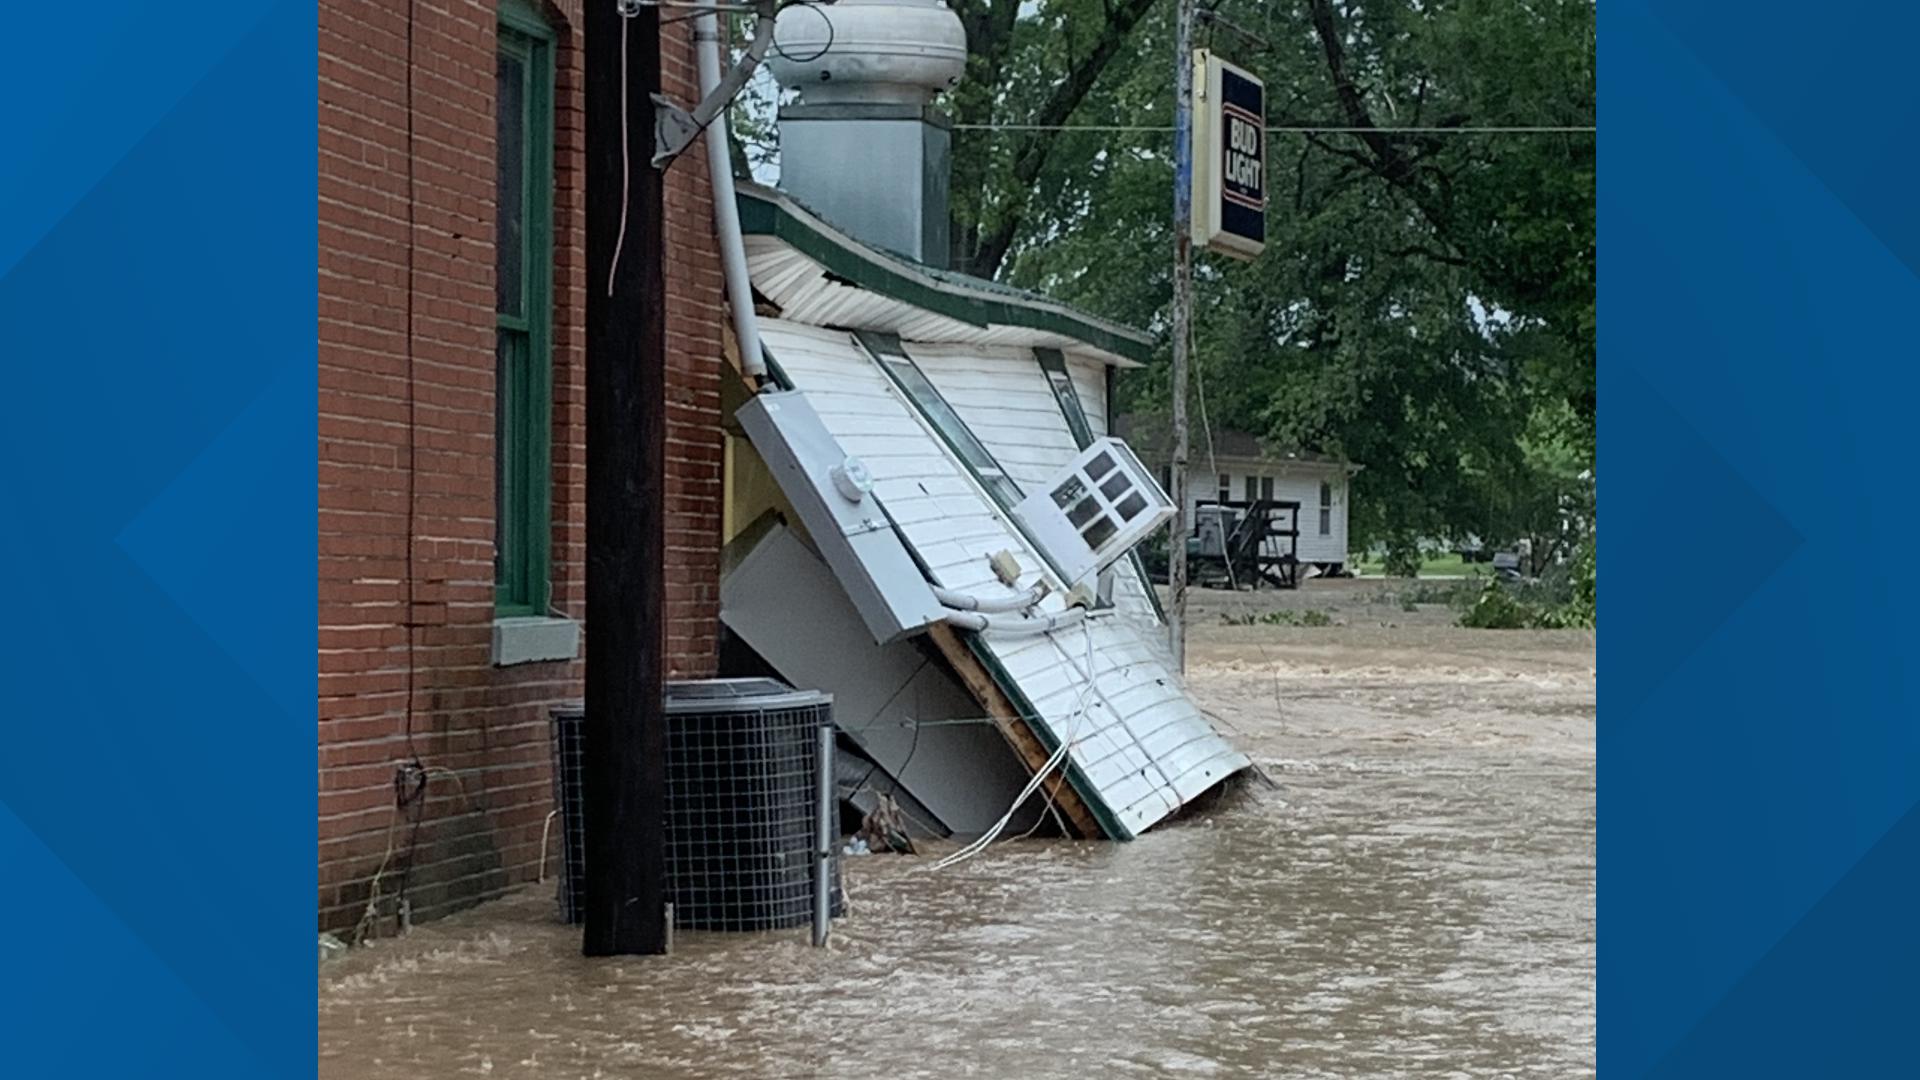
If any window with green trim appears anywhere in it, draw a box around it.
[1036,348,1094,447]
[495,4,555,615]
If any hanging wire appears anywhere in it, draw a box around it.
[768,2,833,65]
[949,123,1593,134]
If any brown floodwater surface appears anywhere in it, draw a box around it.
[320,586,1595,1079]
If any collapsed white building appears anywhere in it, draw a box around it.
[710,0,1249,841]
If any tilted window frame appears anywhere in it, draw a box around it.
[856,332,1074,586]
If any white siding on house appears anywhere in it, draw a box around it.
[759,320,1249,837]
[1067,353,1109,435]
[1188,461,1352,566]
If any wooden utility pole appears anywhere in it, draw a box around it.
[583,0,669,956]
[1169,0,1195,672]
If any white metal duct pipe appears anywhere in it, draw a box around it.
[694,10,766,381]
[941,605,1088,637]
[931,583,1047,614]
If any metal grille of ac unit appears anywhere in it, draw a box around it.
[548,679,843,933]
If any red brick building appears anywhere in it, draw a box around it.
[318,0,724,933]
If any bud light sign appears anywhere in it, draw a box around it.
[1192,50,1267,259]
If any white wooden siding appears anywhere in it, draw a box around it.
[1066,352,1109,435]
[905,343,1165,635]
[760,320,1249,837]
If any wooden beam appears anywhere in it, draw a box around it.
[925,623,1102,839]
[582,1,667,957]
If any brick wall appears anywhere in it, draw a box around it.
[319,0,723,934]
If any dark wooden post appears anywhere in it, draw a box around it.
[583,0,668,956]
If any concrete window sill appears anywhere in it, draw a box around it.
[491,615,581,667]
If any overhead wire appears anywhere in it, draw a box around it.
[949,123,1593,134]
[607,5,635,295]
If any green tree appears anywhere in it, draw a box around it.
[947,0,1594,555]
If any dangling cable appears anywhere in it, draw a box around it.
[929,618,1099,870]
[607,3,636,296]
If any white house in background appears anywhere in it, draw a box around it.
[1117,416,1361,573]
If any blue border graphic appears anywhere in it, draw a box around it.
[1605,1,1920,1075]
[0,1,316,1075]
[3,0,1916,1073]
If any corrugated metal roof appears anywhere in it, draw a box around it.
[755,319,1250,838]
[737,182,1151,367]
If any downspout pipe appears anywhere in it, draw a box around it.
[932,583,1048,614]
[695,10,766,382]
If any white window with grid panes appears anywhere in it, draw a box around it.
[1013,439,1174,586]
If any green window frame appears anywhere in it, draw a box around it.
[1036,348,1095,446]
[495,1,555,616]
[1035,349,1166,623]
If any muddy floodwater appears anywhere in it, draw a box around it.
[320,581,1596,1078]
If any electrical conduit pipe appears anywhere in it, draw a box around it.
[942,605,1088,637]
[931,583,1048,614]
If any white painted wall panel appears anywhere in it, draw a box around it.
[907,343,1167,638]
[721,525,1042,836]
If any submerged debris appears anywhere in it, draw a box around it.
[854,793,916,855]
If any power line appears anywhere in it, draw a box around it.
[950,123,1593,134]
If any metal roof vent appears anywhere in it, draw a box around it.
[1013,438,1174,587]
[765,0,966,105]
[767,0,967,267]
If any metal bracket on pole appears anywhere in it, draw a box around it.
[651,0,780,169]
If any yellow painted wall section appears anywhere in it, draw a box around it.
[724,432,799,547]
[720,326,800,549]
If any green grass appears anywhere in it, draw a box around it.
[1355,551,1475,578]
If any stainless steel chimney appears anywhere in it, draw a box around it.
[765,0,967,267]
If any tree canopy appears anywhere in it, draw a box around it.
[947,0,1595,559]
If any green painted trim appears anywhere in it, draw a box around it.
[760,346,794,391]
[495,17,554,615]
[737,190,1153,364]
[498,0,552,38]
[1035,347,1095,445]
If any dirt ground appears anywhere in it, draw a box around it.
[319,578,1596,1078]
